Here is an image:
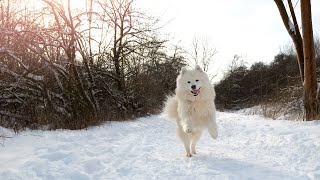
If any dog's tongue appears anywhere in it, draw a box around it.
[191,89,200,96]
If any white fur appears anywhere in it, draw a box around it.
[163,65,218,157]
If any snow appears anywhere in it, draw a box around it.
[26,73,44,81]
[288,20,296,34]
[1,112,320,180]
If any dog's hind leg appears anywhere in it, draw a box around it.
[208,119,218,139]
[191,132,202,154]
[176,126,192,157]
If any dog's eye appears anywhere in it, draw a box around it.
[196,80,199,82]
[187,81,190,83]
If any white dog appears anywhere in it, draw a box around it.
[163,65,218,157]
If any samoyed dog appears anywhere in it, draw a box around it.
[163,65,218,157]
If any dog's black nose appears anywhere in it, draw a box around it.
[191,85,196,89]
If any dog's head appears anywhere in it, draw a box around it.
[177,65,210,97]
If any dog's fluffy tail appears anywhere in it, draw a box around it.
[162,95,178,120]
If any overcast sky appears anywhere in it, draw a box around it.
[136,0,320,81]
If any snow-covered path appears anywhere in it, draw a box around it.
[1,112,320,180]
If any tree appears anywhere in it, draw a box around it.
[0,0,101,129]
[274,0,304,83]
[274,0,317,120]
[97,0,165,112]
[188,37,217,81]
[42,0,100,119]
[301,0,317,120]
[0,0,185,131]
[87,0,94,65]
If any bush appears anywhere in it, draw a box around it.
[215,53,301,111]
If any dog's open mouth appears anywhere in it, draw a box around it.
[191,88,200,96]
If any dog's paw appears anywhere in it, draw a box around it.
[183,125,192,133]
[186,153,192,157]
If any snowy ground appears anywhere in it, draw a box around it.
[1,112,320,180]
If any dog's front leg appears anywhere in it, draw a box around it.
[179,117,192,133]
[179,106,192,134]
[182,120,192,133]
[176,126,192,157]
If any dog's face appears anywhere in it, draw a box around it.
[177,65,209,97]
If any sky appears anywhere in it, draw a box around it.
[136,0,320,81]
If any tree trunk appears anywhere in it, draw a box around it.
[274,0,304,83]
[88,0,93,65]
[301,0,317,120]
[287,0,304,83]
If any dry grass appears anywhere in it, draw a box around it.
[260,84,304,120]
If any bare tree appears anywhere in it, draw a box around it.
[97,0,165,111]
[274,0,304,83]
[274,0,317,120]
[43,0,99,117]
[0,0,185,130]
[0,0,49,129]
[87,0,93,65]
[0,0,102,129]
[188,37,217,80]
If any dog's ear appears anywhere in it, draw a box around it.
[180,67,188,75]
[195,65,204,72]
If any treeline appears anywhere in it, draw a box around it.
[215,41,320,118]
[0,0,185,131]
